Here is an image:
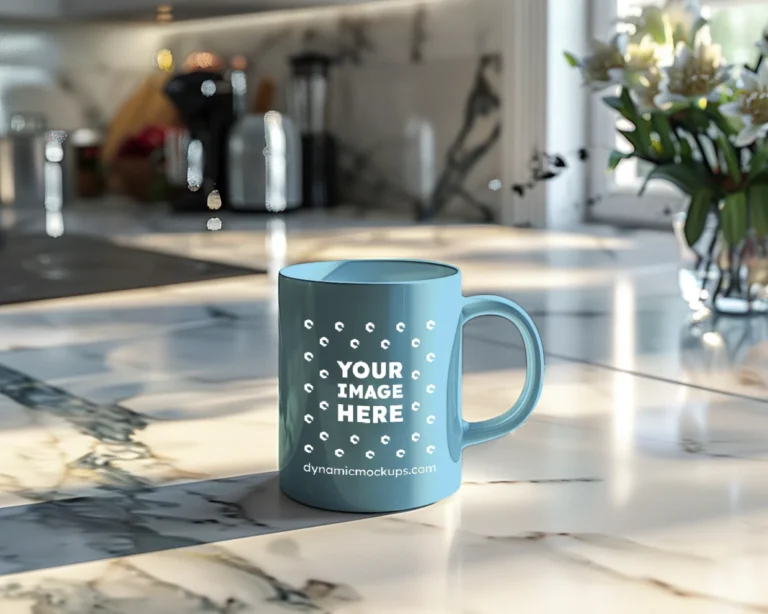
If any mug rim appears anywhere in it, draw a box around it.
[279,258,460,285]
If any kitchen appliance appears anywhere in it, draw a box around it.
[164,70,235,212]
[228,66,302,212]
[42,130,75,218]
[288,52,338,209]
[164,126,190,187]
[228,113,302,212]
[71,128,105,199]
[0,113,47,207]
[0,115,75,214]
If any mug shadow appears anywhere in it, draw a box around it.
[0,471,387,577]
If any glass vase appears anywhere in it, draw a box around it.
[673,211,768,315]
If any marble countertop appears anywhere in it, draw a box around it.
[0,203,766,613]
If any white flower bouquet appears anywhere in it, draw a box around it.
[565,0,768,252]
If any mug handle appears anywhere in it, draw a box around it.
[460,295,545,448]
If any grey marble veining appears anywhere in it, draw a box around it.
[424,53,502,221]
[0,209,766,611]
[0,469,377,577]
[0,547,360,613]
[157,0,504,221]
[0,362,378,576]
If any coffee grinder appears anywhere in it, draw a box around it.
[288,52,338,209]
[164,70,235,211]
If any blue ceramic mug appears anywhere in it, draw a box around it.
[278,259,545,513]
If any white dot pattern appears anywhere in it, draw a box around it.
[300,317,439,460]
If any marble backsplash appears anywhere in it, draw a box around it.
[0,22,164,135]
[158,0,504,221]
[0,0,504,221]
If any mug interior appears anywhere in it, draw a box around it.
[280,259,458,284]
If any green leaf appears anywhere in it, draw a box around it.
[639,161,712,197]
[692,17,708,42]
[673,23,688,47]
[679,138,693,163]
[749,169,768,186]
[675,105,712,134]
[564,51,580,68]
[651,112,675,159]
[604,91,644,126]
[644,7,667,44]
[619,129,651,157]
[620,87,639,123]
[685,189,715,247]
[749,145,768,181]
[706,105,738,136]
[608,150,631,171]
[721,191,748,246]
[636,118,654,155]
[717,133,742,185]
[615,89,652,156]
[749,183,768,238]
[684,107,713,132]
[664,102,691,116]
[603,95,624,113]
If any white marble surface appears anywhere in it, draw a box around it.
[0,205,766,612]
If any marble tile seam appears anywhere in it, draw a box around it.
[464,331,768,405]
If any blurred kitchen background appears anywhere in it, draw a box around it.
[0,0,763,232]
[0,0,514,228]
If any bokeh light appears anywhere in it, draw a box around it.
[207,190,222,211]
[155,48,174,72]
[231,55,248,71]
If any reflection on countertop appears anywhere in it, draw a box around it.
[0,202,765,613]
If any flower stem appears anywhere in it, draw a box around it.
[692,133,716,176]
[699,217,720,296]
[711,267,724,305]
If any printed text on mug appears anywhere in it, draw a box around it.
[336,361,404,423]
